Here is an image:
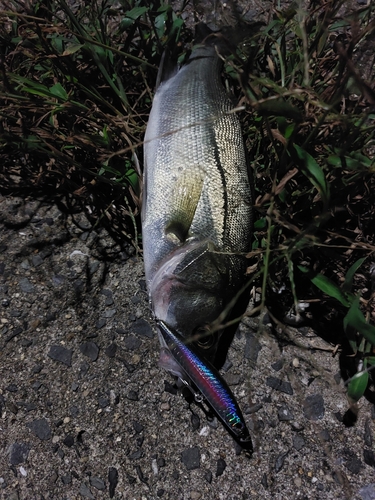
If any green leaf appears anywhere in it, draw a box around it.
[347,371,368,402]
[121,6,148,29]
[344,298,375,345]
[254,218,267,229]
[343,257,366,293]
[311,273,350,307]
[294,144,329,202]
[49,83,68,100]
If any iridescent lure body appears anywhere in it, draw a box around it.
[158,321,253,450]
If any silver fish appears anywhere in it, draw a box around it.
[142,32,253,362]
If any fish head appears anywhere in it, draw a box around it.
[150,239,228,362]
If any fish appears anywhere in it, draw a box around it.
[142,27,253,447]
[142,27,253,361]
[157,320,253,449]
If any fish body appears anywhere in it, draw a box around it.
[142,33,252,359]
[157,321,252,448]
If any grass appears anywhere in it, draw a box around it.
[1,0,375,410]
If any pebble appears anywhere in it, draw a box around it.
[131,318,154,338]
[80,341,99,361]
[8,442,30,465]
[63,435,74,447]
[105,343,117,358]
[216,458,226,477]
[266,376,294,395]
[48,345,73,366]
[19,278,35,293]
[181,447,201,470]
[108,466,119,498]
[190,492,202,500]
[27,418,51,440]
[271,359,283,371]
[79,483,94,499]
[123,335,142,350]
[204,470,213,483]
[293,434,305,451]
[275,451,289,473]
[127,390,139,401]
[103,308,116,318]
[359,484,375,500]
[61,474,72,485]
[244,333,262,365]
[303,394,325,420]
[90,476,106,490]
[364,449,375,468]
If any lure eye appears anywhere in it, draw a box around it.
[193,325,215,350]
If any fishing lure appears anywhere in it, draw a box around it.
[157,320,253,451]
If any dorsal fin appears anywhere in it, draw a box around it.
[155,48,178,90]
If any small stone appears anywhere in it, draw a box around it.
[190,492,202,500]
[123,335,142,350]
[278,404,294,421]
[90,476,106,491]
[79,483,94,499]
[359,484,375,500]
[98,396,109,408]
[131,319,154,338]
[364,449,375,468]
[63,435,74,447]
[126,390,139,401]
[133,421,144,433]
[6,384,18,392]
[157,489,165,497]
[48,345,72,366]
[204,470,213,483]
[303,394,325,421]
[31,255,43,267]
[266,376,293,395]
[293,434,305,451]
[216,458,226,477]
[80,342,99,361]
[129,449,143,460]
[157,457,166,467]
[105,343,117,358]
[271,359,283,371]
[103,308,116,318]
[27,418,51,440]
[275,451,289,473]
[9,442,30,465]
[61,474,72,485]
[191,413,200,431]
[181,447,200,470]
[16,401,37,412]
[318,429,331,442]
[244,334,262,366]
[96,318,106,329]
[108,467,118,498]
[19,278,35,293]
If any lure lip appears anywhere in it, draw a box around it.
[157,320,253,452]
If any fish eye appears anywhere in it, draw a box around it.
[193,325,215,349]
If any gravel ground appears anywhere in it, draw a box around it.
[1,194,375,500]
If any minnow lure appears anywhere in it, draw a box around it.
[157,320,253,450]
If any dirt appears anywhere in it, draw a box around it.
[1,194,375,500]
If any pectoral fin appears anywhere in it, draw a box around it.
[165,171,204,243]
